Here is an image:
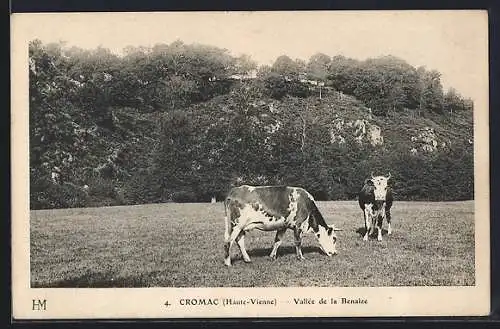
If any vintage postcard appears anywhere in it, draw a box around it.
[11,10,490,319]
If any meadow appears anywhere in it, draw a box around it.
[30,201,475,287]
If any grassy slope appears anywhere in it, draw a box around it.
[31,201,474,287]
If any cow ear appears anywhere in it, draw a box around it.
[364,178,373,185]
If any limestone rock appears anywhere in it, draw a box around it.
[410,127,443,155]
[329,117,383,146]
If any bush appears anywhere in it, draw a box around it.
[122,170,163,205]
[86,177,116,198]
[327,182,349,200]
[171,190,198,203]
[30,170,90,209]
[43,183,90,209]
[84,177,123,207]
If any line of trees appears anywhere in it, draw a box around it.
[29,40,474,209]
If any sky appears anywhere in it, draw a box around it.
[13,10,488,101]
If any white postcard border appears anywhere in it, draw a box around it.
[11,10,490,319]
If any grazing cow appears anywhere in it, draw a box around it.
[358,173,393,241]
[223,185,340,266]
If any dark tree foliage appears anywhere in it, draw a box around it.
[29,40,474,209]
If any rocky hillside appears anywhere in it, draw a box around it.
[28,40,474,209]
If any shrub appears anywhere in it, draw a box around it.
[122,169,163,205]
[84,177,122,207]
[30,171,90,209]
[171,190,198,203]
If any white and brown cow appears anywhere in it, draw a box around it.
[223,185,340,266]
[358,173,393,241]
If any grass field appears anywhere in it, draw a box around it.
[30,201,475,287]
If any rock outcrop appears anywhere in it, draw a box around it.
[330,117,384,147]
[409,127,446,155]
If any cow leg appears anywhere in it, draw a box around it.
[269,229,286,260]
[369,215,376,236]
[363,208,371,241]
[224,214,232,266]
[293,229,305,260]
[223,240,231,266]
[224,226,243,266]
[376,215,383,241]
[376,206,385,241]
[386,207,392,235]
[236,231,251,263]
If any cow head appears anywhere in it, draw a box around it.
[316,225,340,256]
[370,172,391,201]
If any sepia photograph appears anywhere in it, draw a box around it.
[12,10,490,318]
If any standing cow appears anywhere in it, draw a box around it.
[358,173,393,241]
[223,185,340,266]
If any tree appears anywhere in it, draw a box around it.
[257,56,311,99]
[29,40,94,208]
[234,54,258,76]
[156,110,199,198]
[444,87,470,115]
[306,52,331,82]
[271,55,303,80]
[417,67,445,113]
[350,56,421,115]
[327,55,362,94]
